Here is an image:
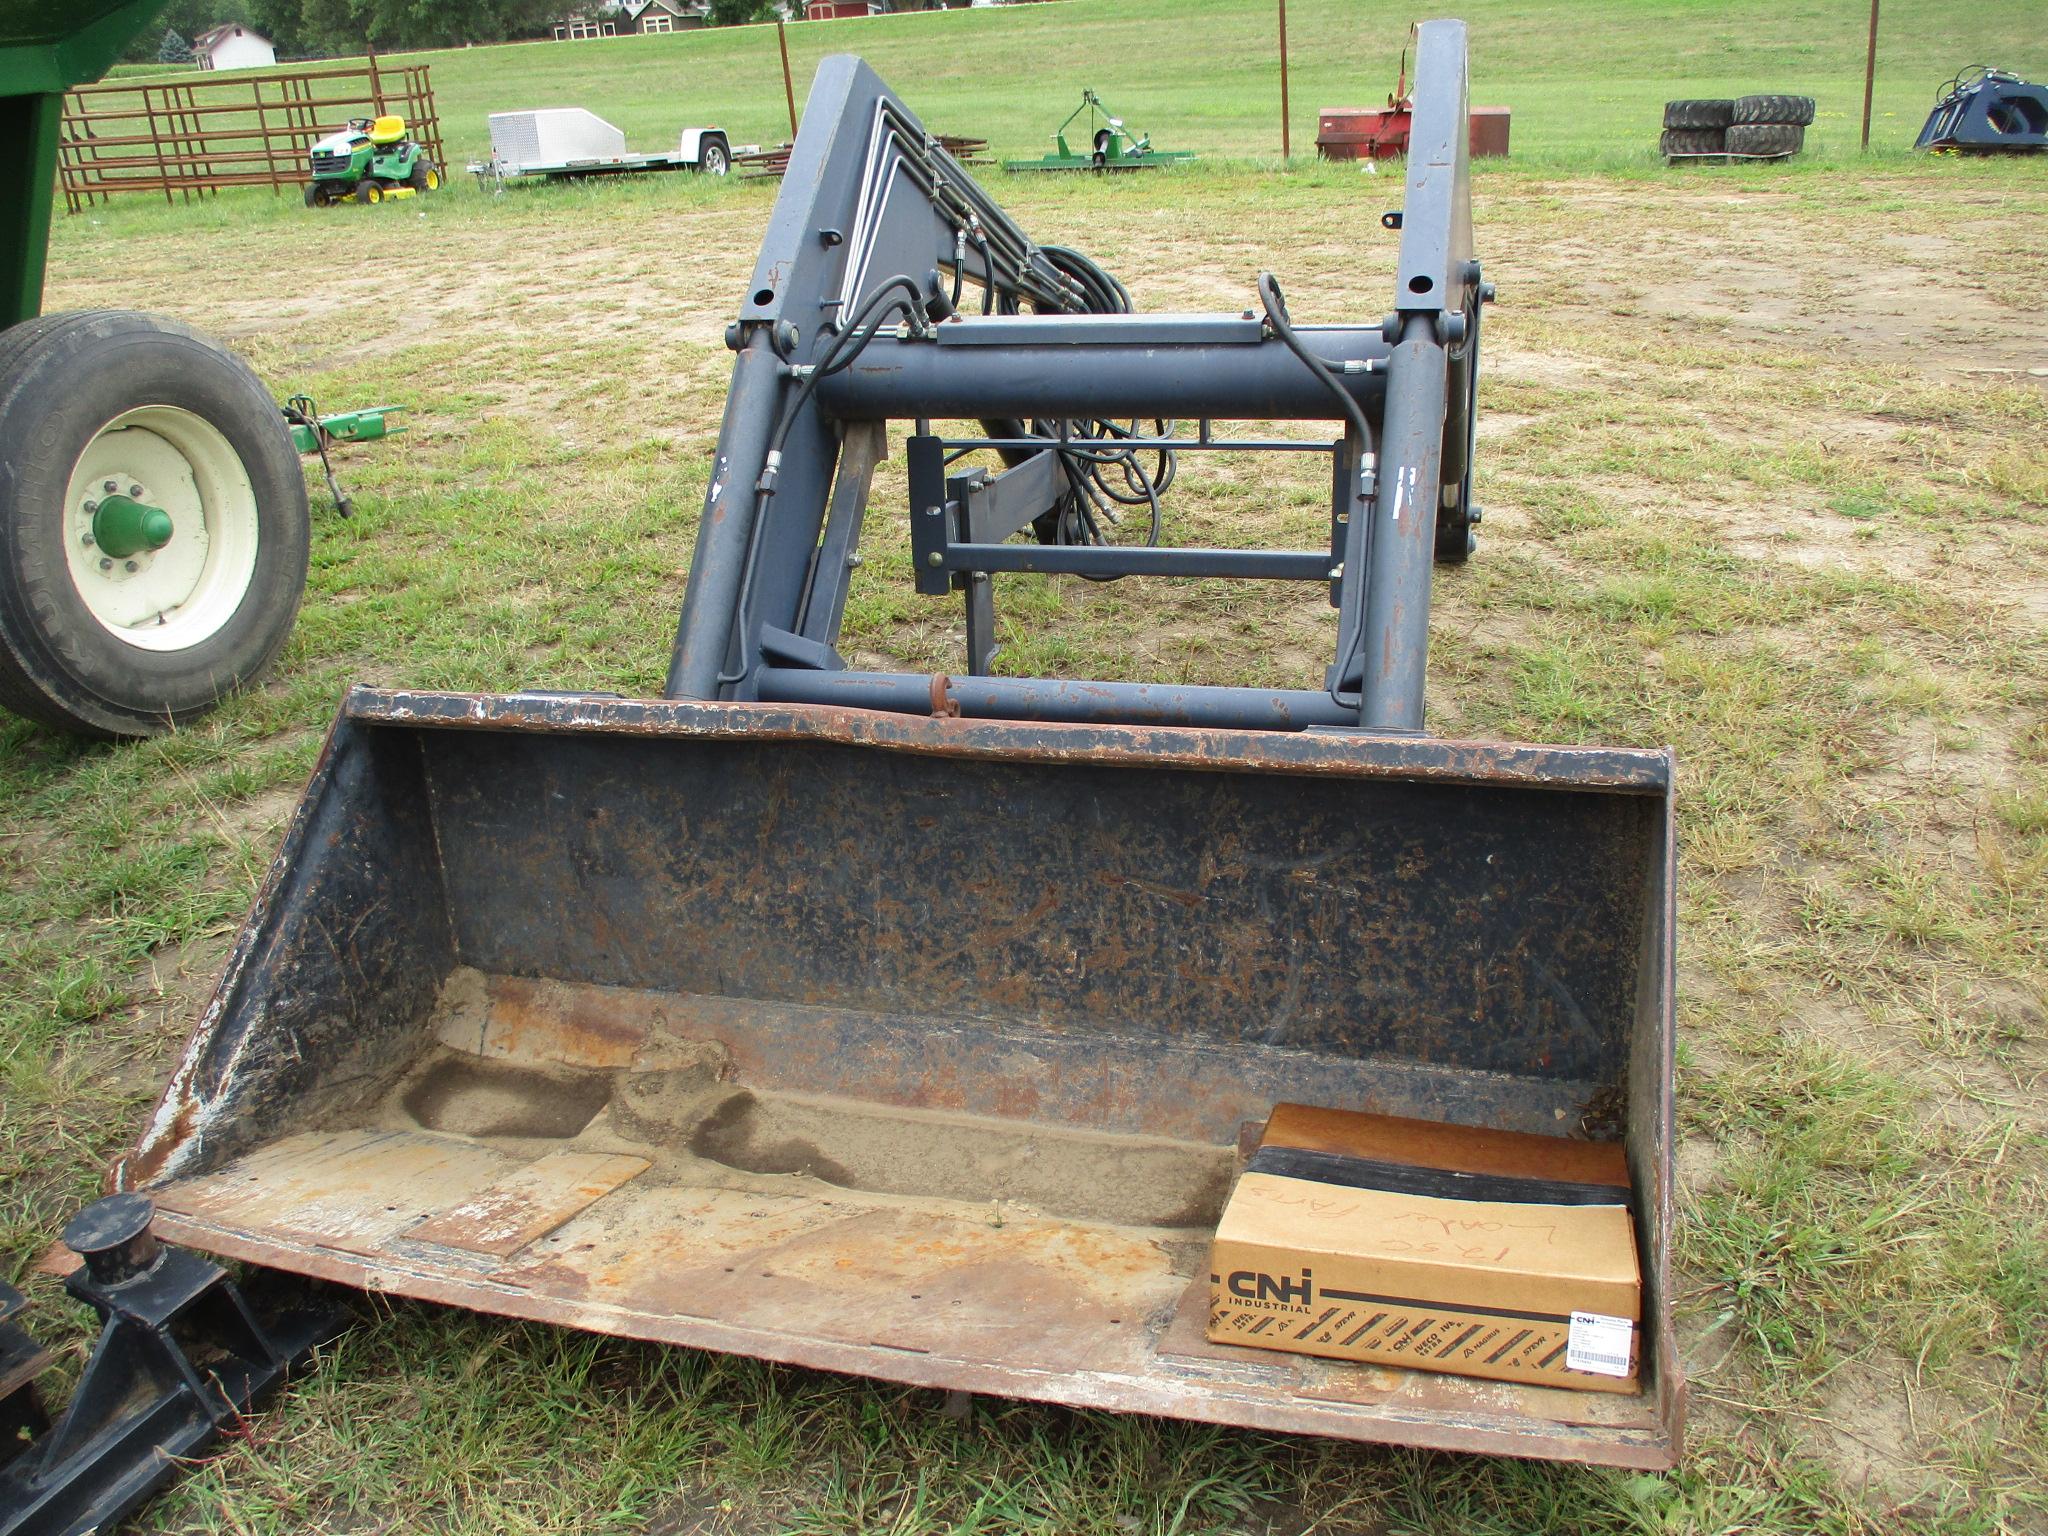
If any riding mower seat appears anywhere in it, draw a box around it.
[367,115,406,145]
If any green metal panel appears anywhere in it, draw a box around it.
[0,0,168,328]
[0,90,57,330]
[290,406,406,454]
[0,1,168,94]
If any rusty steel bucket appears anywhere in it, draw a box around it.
[123,686,1682,1467]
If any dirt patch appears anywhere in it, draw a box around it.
[401,1053,613,1139]
[1811,1358,1965,1509]
[680,1084,1232,1229]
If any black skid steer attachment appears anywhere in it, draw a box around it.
[119,21,1684,1470]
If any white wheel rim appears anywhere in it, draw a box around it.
[63,406,261,653]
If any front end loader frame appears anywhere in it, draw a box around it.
[671,27,1479,733]
[113,20,1685,1474]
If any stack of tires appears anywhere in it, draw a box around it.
[1661,95,1816,159]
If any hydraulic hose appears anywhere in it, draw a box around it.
[720,275,932,686]
[1256,273,1380,709]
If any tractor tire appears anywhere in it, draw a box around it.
[1664,98,1734,129]
[698,138,729,176]
[1732,94,1816,126]
[358,178,382,204]
[1660,128,1726,156]
[1725,122,1804,156]
[0,311,310,738]
[303,181,322,208]
[408,160,440,193]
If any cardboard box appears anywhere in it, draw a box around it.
[1206,1104,1641,1392]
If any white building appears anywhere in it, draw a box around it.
[191,24,277,71]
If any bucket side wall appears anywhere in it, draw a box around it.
[128,716,459,1184]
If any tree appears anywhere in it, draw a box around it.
[157,28,195,64]
[120,1,257,61]
[248,0,564,54]
[706,0,778,23]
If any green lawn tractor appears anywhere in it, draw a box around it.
[305,113,440,206]
[1003,88,1197,172]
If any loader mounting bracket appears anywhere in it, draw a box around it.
[670,19,1483,735]
[0,1196,347,1536]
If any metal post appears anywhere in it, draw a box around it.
[143,86,171,207]
[255,81,275,192]
[1277,0,1291,161]
[778,21,798,141]
[1860,0,1879,150]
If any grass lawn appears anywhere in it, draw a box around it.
[107,0,2048,169]
[5,1,2047,1531]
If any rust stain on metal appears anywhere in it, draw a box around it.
[350,687,1672,794]
[443,973,651,1070]
[406,1151,650,1257]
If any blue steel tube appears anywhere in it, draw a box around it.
[816,331,1390,423]
[1356,315,1449,731]
[667,334,785,699]
[757,667,1359,729]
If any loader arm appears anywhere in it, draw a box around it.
[669,24,1481,733]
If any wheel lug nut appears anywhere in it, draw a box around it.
[124,560,139,573]
[84,499,99,514]
[81,532,95,547]
[128,485,143,498]
[100,558,113,571]
[103,479,118,493]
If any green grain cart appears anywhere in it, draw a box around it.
[0,0,310,737]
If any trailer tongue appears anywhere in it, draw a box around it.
[120,22,1683,1470]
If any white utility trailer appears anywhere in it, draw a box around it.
[469,108,739,182]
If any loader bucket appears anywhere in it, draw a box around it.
[126,687,1681,1468]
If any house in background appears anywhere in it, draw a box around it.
[191,23,276,69]
[552,0,623,37]
[623,0,709,31]
[803,1,968,16]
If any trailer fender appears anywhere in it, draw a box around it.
[678,127,729,169]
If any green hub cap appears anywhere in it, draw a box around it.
[91,493,173,558]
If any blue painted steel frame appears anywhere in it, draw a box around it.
[668,22,1486,733]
